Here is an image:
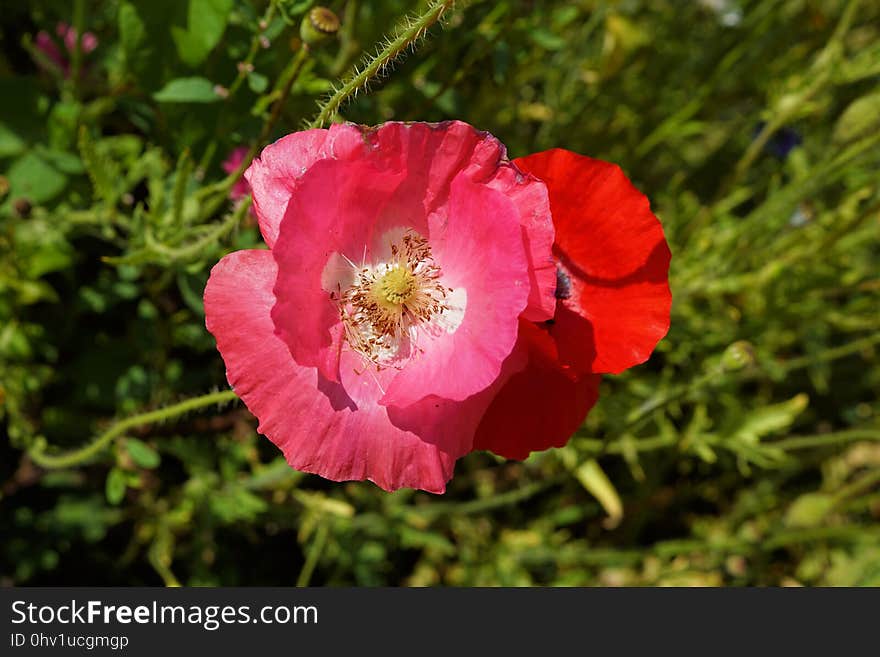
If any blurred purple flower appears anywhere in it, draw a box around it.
[754,122,802,159]
[35,21,98,78]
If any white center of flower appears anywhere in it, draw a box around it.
[324,229,465,369]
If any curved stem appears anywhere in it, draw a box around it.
[307,0,458,129]
[28,390,240,469]
[259,45,310,145]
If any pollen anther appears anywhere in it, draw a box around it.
[336,229,450,367]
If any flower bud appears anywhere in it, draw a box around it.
[13,197,32,218]
[300,7,340,46]
[720,340,756,372]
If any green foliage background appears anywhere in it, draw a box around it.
[1,0,879,586]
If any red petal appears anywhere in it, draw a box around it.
[514,149,671,374]
[473,320,600,460]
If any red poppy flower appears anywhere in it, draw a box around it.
[474,148,672,460]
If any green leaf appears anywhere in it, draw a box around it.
[399,527,456,556]
[105,468,127,505]
[209,488,268,524]
[119,1,147,58]
[78,127,122,205]
[153,77,221,103]
[833,92,880,145]
[13,218,74,278]
[560,447,624,530]
[36,147,85,175]
[0,121,26,158]
[125,438,161,469]
[171,0,234,67]
[732,394,809,444]
[247,71,269,94]
[574,459,623,529]
[529,28,566,51]
[785,493,834,528]
[6,151,67,204]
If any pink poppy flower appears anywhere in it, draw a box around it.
[204,121,556,493]
[222,146,252,203]
[34,22,98,78]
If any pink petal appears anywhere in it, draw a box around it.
[246,122,556,320]
[35,31,67,71]
[379,174,529,406]
[223,146,252,202]
[244,124,364,248]
[486,164,556,322]
[81,32,98,54]
[204,249,489,493]
[370,122,556,322]
[270,158,406,381]
[222,146,248,174]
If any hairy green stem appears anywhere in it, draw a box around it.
[28,390,240,469]
[307,0,458,129]
[153,197,251,264]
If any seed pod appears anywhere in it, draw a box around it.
[300,7,340,46]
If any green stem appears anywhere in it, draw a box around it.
[307,0,459,129]
[771,428,880,451]
[331,0,362,77]
[195,46,310,225]
[412,476,563,519]
[259,45,310,145]
[153,197,251,264]
[622,331,880,434]
[832,467,880,505]
[67,0,86,98]
[28,390,240,469]
[622,367,721,430]
[297,521,329,587]
[777,331,880,373]
[228,0,278,97]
